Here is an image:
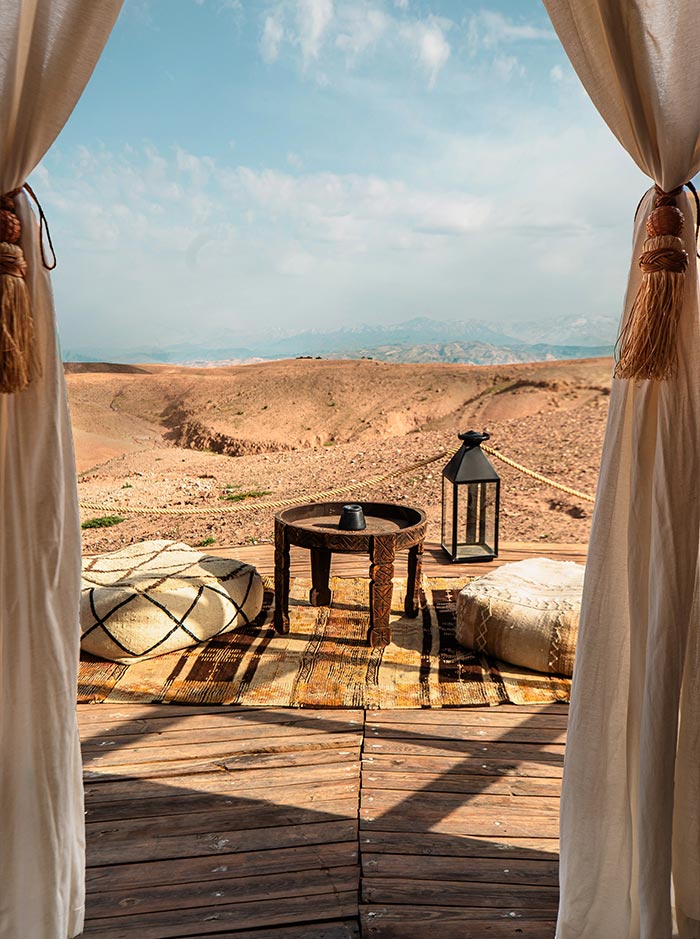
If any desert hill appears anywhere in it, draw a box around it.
[70,356,612,552]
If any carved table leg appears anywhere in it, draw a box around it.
[310,547,333,607]
[405,541,424,618]
[273,519,290,634]
[369,535,395,648]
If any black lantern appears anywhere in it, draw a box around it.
[441,430,500,562]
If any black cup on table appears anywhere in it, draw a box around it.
[339,503,366,531]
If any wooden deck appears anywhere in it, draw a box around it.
[219,539,587,579]
[80,701,566,938]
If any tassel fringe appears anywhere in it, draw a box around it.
[614,188,688,382]
[0,191,39,394]
[614,234,687,381]
[0,256,36,394]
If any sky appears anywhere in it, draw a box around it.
[35,0,649,356]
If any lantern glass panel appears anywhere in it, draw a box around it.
[454,480,498,560]
[441,475,454,554]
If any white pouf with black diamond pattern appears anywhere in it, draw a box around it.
[456,557,584,677]
[80,540,264,663]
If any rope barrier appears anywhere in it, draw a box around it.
[78,442,595,517]
[78,450,452,517]
[481,444,596,505]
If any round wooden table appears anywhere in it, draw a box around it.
[274,501,428,648]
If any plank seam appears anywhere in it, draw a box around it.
[358,708,369,937]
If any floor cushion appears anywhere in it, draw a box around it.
[81,540,264,663]
[456,558,585,676]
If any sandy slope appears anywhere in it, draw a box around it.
[69,357,612,553]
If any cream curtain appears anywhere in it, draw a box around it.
[541,3,700,938]
[0,2,123,937]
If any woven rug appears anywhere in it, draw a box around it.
[78,576,571,708]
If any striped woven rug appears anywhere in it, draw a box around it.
[78,576,571,708]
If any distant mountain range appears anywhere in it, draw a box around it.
[64,314,618,366]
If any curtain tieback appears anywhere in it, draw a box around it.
[614,182,696,382]
[0,183,56,394]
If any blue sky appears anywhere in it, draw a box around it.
[35,0,647,356]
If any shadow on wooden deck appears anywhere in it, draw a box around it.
[79,700,566,938]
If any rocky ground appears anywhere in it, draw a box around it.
[71,357,611,555]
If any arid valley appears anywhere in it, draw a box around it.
[69,356,612,554]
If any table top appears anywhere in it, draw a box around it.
[276,501,427,552]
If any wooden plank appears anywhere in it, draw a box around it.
[85,744,361,782]
[84,761,359,804]
[364,739,564,762]
[366,723,566,745]
[366,710,569,729]
[175,924,361,939]
[361,877,559,909]
[86,779,359,824]
[78,703,265,723]
[361,770,561,797]
[462,704,569,713]
[362,853,558,887]
[88,818,358,867]
[87,865,359,920]
[83,731,363,771]
[88,795,357,848]
[81,890,359,938]
[362,788,559,817]
[360,906,555,938]
[362,753,563,780]
[361,808,559,839]
[360,830,558,861]
[87,842,357,890]
[79,708,363,734]
[82,720,364,754]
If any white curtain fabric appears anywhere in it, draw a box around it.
[0,3,123,937]
[541,3,700,938]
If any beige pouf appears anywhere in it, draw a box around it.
[456,558,585,676]
[81,540,264,663]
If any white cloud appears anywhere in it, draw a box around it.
[297,0,334,66]
[335,7,388,62]
[261,12,284,62]
[468,10,554,55]
[393,0,407,7]
[229,166,491,244]
[193,0,243,12]
[401,18,451,88]
[175,147,216,190]
[32,162,50,188]
[550,64,564,83]
[258,1,452,88]
[493,54,525,82]
[278,244,316,275]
